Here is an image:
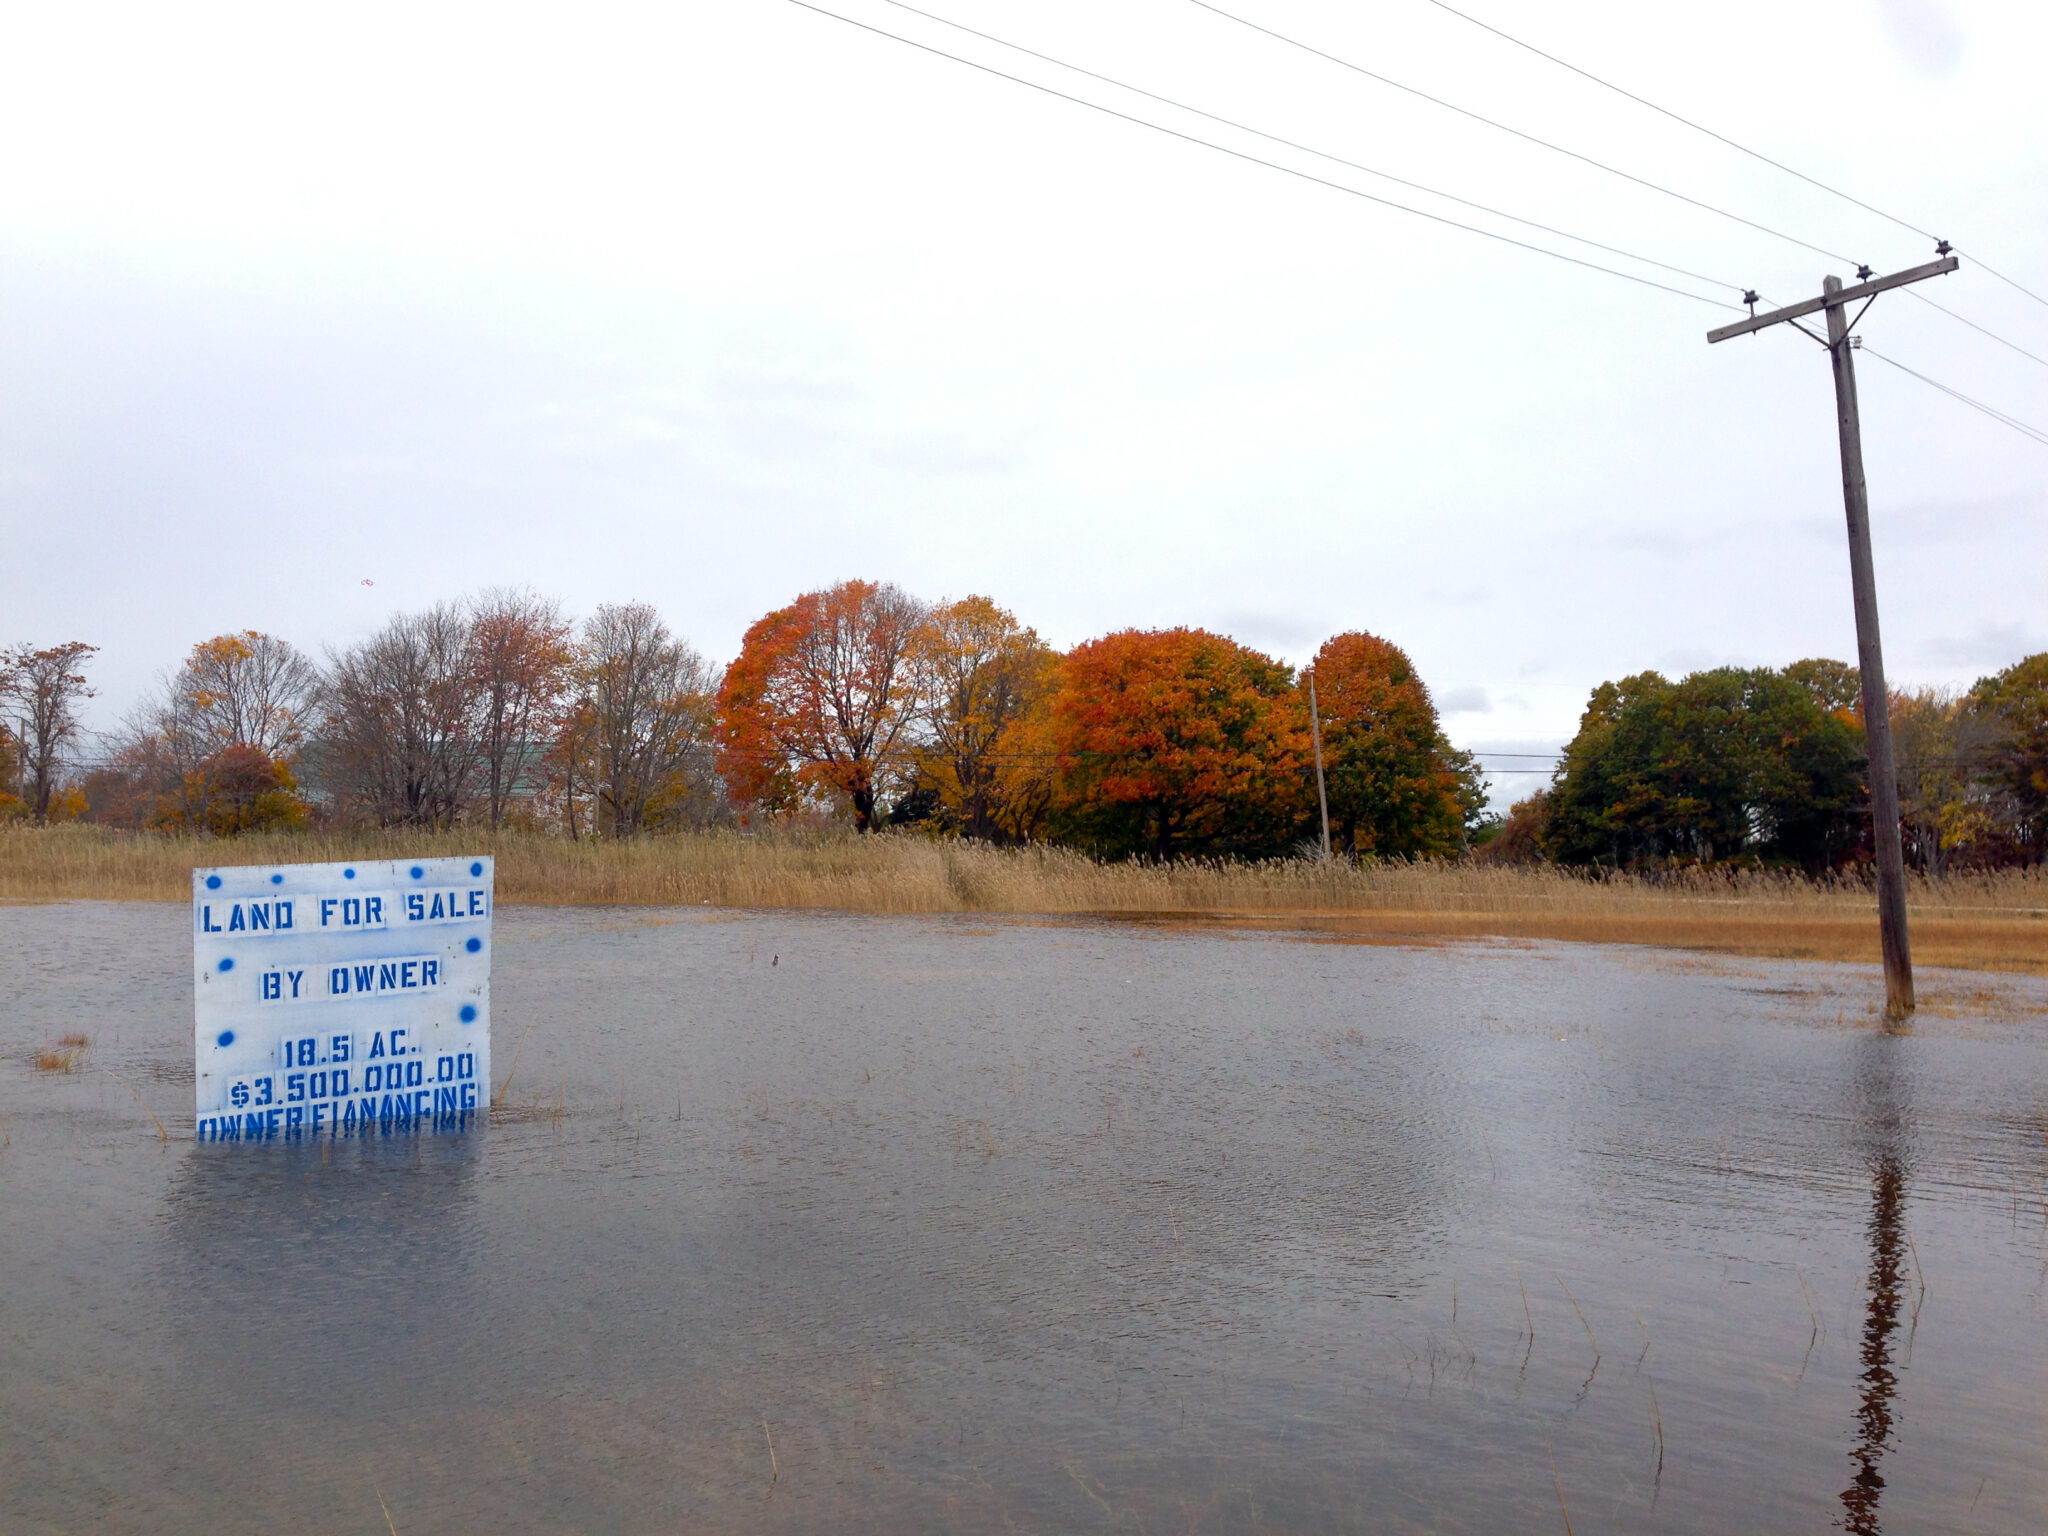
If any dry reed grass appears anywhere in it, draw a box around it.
[34,1032,91,1073]
[4,824,2046,974]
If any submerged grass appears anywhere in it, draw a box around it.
[33,1033,91,1073]
[5,824,2047,973]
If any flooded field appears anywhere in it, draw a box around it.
[4,902,2047,1534]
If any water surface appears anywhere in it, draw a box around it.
[4,903,2047,1533]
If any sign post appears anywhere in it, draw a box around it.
[192,856,494,1140]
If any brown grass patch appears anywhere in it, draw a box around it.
[34,1034,91,1073]
[3,824,2045,974]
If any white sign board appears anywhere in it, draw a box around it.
[192,856,493,1140]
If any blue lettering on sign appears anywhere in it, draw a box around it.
[198,898,295,936]
[404,888,489,925]
[317,895,388,930]
[196,859,490,1143]
[319,959,441,1003]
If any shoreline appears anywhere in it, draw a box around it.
[5,826,2044,975]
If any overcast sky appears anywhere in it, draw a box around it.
[3,0,2043,805]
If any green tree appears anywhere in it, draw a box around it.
[1545,665,1865,870]
[1972,653,2048,857]
[1890,687,2003,874]
[1307,632,1474,857]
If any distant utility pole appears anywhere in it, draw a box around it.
[1308,670,1333,861]
[1708,252,1958,1018]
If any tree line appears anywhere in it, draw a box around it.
[1488,656,2048,872]
[5,585,2044,871]
[0,582,1482,860]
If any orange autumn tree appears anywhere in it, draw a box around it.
[1307,631,1474,857]
[160,744,310,836]
[716,580,927,831]
[1047,628,1311,860]
[466,588,575,832]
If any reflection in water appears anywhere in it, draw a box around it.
[1841,1038,1910,1535]
[160,1129,485,1420]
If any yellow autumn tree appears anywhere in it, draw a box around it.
[909,596,1057,840]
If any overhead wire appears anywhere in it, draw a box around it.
[873,0,1745,295]
[1410,0,2048,317]
[1903,289,2048,371]
[1196,0,2048,382]
[1416,0,1935,239]
[1858,346,2048,448]
[790,3,2047,455]
[1181,0,1861,267]
[781,0,1740,308]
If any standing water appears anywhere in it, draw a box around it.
[3,902,2046,1533]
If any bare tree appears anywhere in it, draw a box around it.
[180,631,319,757]
[467,588,573,831]
[112,632,321,828]
[2,642,97,823]
[579,603,721,836]
[317,606,481,827]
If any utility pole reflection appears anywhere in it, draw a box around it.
[1840,1034,1910,1535]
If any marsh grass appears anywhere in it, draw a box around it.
[34,1033,91,1073]
[5,824,2047,972]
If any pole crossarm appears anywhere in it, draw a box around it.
[1706,256,1958,343]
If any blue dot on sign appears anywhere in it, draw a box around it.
[270,872,283,885]
[465,936,482,953]
[411,866,424,879]
[470,861,483,877]
[218,957,235,972]
[344,868,356,880]
[216,1031,234,1048]
[205,874,222,890]
[459,1005,477,1023]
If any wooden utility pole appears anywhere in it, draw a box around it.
[1308,671,1333,860]
[1708,252,1957,1018]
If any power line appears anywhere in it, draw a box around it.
[782,0,1738,308]
[1961,255,2048,315]
[1859,345,2048,449]
[871,0,1744,295]
[1181,0,1861,268]
[1413,0,2048,317]
[1417,0,1932,238]
[1903,289,2048,371]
